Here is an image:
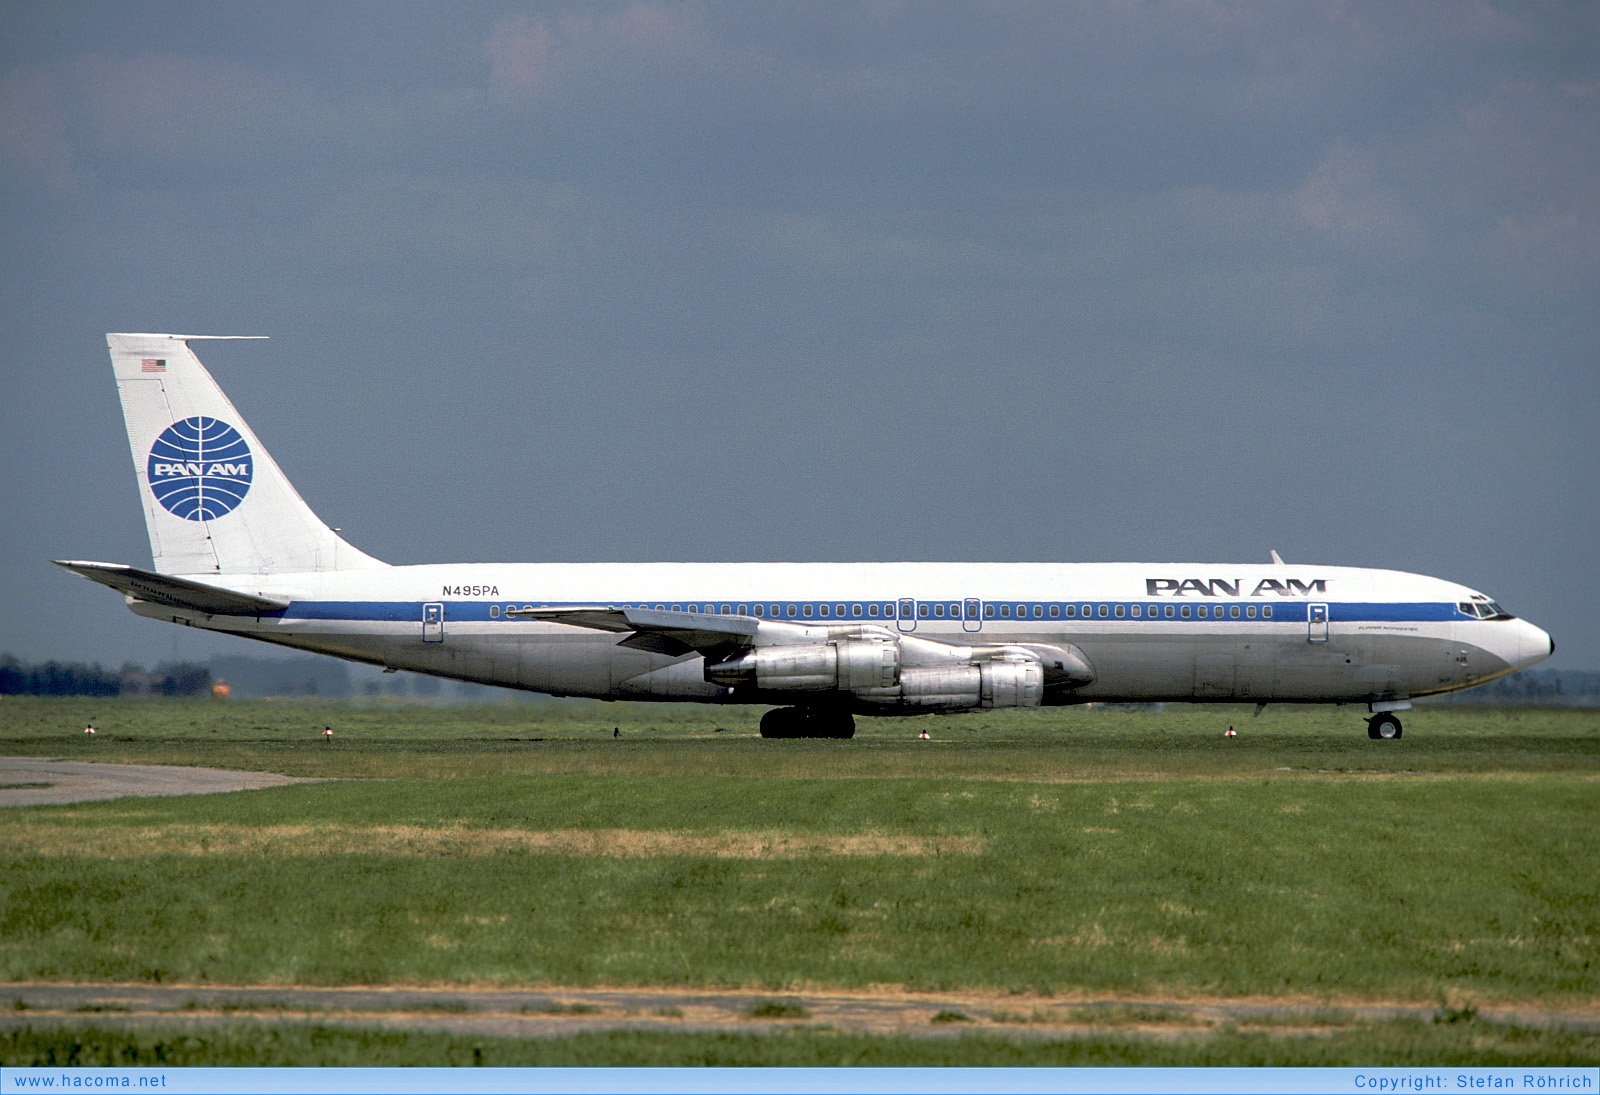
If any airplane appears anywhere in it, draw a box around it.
[57,333,1554,741]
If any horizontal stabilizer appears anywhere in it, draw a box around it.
[54,560,289,616]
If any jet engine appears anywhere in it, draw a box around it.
[705,632,1084,712]
[856,656,1044,709]
[704,639,900,692]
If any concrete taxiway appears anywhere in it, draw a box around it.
[0,756,319,807]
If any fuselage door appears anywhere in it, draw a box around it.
[1307,603,1329,644]
[963,598,982,633]
[897,598,916,633]
[423,602,444,643]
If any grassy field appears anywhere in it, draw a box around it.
[2,696,1597,1065]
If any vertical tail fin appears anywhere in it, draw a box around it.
[107,333,386,576]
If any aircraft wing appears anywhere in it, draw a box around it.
[54,560,290,616]
[510,605,782,657]
[508,606,1096,688]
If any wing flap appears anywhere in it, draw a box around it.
[54,560,289,616]
[510,605,805,657]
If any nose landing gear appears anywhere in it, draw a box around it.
[1367,713,1403,740]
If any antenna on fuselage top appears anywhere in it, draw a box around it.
[1269,550,1286,565]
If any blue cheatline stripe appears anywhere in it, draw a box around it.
[273,600,1465,625]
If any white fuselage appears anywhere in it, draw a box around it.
[131,560,1553,708]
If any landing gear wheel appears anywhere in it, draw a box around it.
[760,708,802,738]
[819,711,856,739]
[1367,713,1403,740]
[759,708,855,739]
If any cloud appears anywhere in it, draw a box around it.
[0,66,74,187]
[1291,141,1420,254]
[487,15,556,91]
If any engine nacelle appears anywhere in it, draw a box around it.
[705,640,899,692]
[893,666,981,708]
[857,658,1043,710]
[980,658,1043,708]
[705,635,1055,710]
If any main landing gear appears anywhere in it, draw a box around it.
[759,707,856,739]
[1367,713,1403,740]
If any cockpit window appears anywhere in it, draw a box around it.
[1460,600,1515,620]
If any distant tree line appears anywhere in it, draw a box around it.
[0,655,213,697]
[1432,668,1600,706]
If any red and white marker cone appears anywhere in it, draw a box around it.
[918,729,930,740]
[1224,727,1237,738]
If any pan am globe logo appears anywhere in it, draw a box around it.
[147,417,253,521]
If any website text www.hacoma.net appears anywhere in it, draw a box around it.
[10,1078,167,1089]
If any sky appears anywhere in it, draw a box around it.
[1,1,1596,670]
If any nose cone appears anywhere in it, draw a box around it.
[1513,619,1554,671]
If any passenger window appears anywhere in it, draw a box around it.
[689,604,699,614]
[819,604,830,617]
[1230,605,1240,618]
[852,604,862,617]
[1050,604,1060,618]
[1082,605,1092,617]
[868,603,879,617]
[1000,604,1011,618]
[1263,605,1273,619]
[1064,605,1075,618]
[754,604,765,617]
[1033,605,1043,617]
[722,604,732,614]
[919,604,929,618]
[837,604,847,617]
[885,603,897,618]
[1097,604,1108,618]
[934,604,946,618]
[1181,605,1192,618]
[772,605,781,616]
[1114,604,1125,618]
[803,604,814,617]
[1245,605,1256,619]
[736,604,745,615]
[1198,606,1208,618]
[1165,605,1175,618]
[984,604,995,618]
[656,604,666,611]
[1131,605,1141,618]
[489,605,501,619]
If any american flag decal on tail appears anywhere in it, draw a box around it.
[141,358,166,372]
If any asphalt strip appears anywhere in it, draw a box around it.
[0,757,322,806]
[2,984,1597,1040]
